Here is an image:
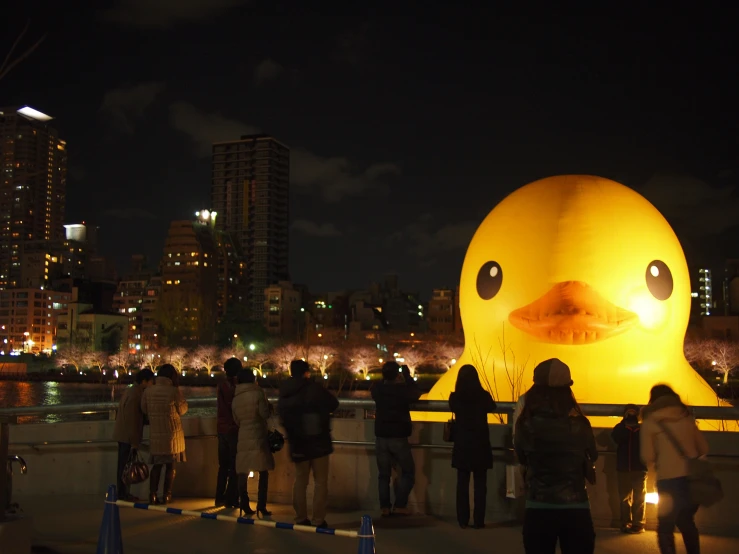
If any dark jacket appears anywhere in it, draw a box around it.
[217,380,238,435]
[371,374,422,438]
[449,390,495,471]
[611,420,646,473]
[278,377,340,462]
[514,409,598,505]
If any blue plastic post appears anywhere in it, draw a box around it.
[357,515,375,554]
[96,484,124,554]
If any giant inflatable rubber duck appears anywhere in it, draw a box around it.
[421,175,725,427]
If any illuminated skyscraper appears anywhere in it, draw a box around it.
[0,106,67,288]
[211,134,289,322]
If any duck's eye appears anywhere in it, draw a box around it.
[646,260,673,301]
[477,261,503,300]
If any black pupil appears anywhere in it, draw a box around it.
[645,260,673,301]
[477,261,503,300]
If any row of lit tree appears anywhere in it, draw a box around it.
[54,339,465,378]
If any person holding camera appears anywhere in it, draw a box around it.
[371,361,422,516]
[611,404,647,534]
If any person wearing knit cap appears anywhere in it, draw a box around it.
[611,404,648,534]
[514,358,597,554]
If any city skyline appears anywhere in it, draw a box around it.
[1,7,737,296]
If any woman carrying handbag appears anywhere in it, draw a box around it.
[448,364,496,529]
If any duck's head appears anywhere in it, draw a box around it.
[459,175,690,394]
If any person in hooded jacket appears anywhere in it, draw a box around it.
[611,403,647,534]
[514,358,598,554]
[449,364,496,529]
[232,367,275,518]
[640,384,708,554]
[371,361,422,516]
[215,358,240,508]
[278,359,339,528]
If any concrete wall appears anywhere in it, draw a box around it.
[7,416,739,535]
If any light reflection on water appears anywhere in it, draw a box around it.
[0,381,369,424]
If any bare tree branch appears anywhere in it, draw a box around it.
[0,20,46,82]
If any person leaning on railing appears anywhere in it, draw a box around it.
[141,364,188,505]
[113,368,154,501]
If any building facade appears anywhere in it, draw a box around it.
[264,281,302,338]
[0,288,71,354]
[427,287,462,335]
[211,134,289,322]
[0,106,67,288]
[114,255,160,353]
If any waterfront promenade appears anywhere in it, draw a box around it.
[19,495,739,554]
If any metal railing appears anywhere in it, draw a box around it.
[1,397,738,420]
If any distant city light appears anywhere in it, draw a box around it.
[249,344,255,351]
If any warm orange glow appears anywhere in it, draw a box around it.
[416,175,730,429]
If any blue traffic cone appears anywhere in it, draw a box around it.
[96,484,124,554]
[357,515,375,554]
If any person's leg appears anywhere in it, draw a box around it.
[225,432,240,507]
[522,509,558,554]
[292,461,310,523]
[162,462,176,504]
[237,473,254,516]
[656,479,679,554]
[557,508,596,554]
[472,469,488,528]
[616,471,633,530]
[672,479,700,554]
[375,438,392,512]
[149,464,162,503]
[117,442,131,500]
[311,455,330,525]
[393,438,415,510]
[215,434,229,505]
[257,471,270,512]
[456,469,471,527]
[631,471,647,531]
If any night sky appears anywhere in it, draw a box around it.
[3,5,738,296]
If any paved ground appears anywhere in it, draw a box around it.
[18,495,739,554]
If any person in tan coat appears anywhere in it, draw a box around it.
[141,364,188,505]
[113,368,154,500]
[232,367,275,518]
[640,384,708,554]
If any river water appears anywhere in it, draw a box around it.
[0,381,370,424]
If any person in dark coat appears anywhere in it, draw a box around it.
[611,403,647,533]
[215,358,240,508]
[448,364,496,529]
[278,359,339,528]
[371,361,422,516]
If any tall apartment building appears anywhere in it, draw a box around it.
[211,134,289,322]
[264,281,302,338]
[427,288,462,335]
[0,288,71,353]
[21,223,99,286]
[0,106,67,288]
[158,217,219,346]
[114,255,161,353]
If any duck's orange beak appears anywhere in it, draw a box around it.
[508,281,637,345]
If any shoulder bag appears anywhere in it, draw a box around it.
[656,419,723,507]
[443,413,455,442]
[122,449,149,486]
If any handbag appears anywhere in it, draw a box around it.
[268,429,285,453]
[656,420,723,508]
[443,413,455,442]
[122,450,149,486]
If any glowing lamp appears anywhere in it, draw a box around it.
[418,175,730,427]
[645,492,659,504]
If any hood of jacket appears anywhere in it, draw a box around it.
[641,394,690,422]
[155,376,173,387]
[235,382,260,397]
[279,377,310,398]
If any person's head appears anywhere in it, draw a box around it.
[382,361,401,381]
[454,364,485,396]
[136,368,154,388]
[648,384,688,409]
[623,403,639,422]
[224,357,242,382]
[156,364,178,385]
[533,358,573,388]
[290,359,311,379]
[518,359,581,427]
[237,368,255,384]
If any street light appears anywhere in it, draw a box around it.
[451,358,457,365]
[249,343,255,351]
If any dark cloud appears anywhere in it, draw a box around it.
[292,219,341,237]
[334,23,372,65]
[103,208,157,220]
[639,173,739,236]
[388,214,478,266]
[168,102,260,156]
[99,82,165,133]
[101,0,249,28]
[254,58,284,86]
